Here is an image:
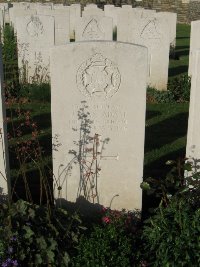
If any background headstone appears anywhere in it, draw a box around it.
[188,20,200,76]
[75,16,113,41]
[82,6,104,17]
[186,49,200,168]
[104,5,120,35]
[37,9,70,45]
[9,8,37,31]
[69,4,81,40]
[51,41,148,210]
[157,12,177,48]
[0,45,10,200]
[16,15,55,83]
[134,16,170,90]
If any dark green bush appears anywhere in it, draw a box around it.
[167,74,191,102]
[147,74,191,103]
[142,198,200,267]
[72,209,140,267]
[0,200,83,267]
[147,87,175,103]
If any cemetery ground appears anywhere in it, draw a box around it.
[0,23,199,266]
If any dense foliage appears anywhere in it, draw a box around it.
[147,74,191,103]
[142,199,200,267]
[71,209,141,267]
[0,200,83,267]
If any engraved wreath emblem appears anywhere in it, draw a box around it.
[76,53,121,99]
[26,16,44,37]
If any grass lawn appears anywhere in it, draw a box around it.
[7,24,190,205]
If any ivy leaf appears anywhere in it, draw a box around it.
[35,254,43,265]
[22,225,34,239]
[140,182,151,191]
[46,249,55,262]
[62,252,70,266]
[36,236,47,250]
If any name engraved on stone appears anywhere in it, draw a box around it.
[82,19,104,40]
[69,104,128,132]
[26,16,44,37]
[76,53,121,99]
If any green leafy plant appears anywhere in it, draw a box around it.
[0,200,83,267]
[141,158,186,206]
[146,87,175,103]
[72,208,141,267]
[167,74,191,102]
[142,198,200,266]
[147,74,191,104]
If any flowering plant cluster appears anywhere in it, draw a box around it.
[101,207,140,233]
[72,207,141,267]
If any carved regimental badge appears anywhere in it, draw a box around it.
[76,53,121,99]
[26,16,44,37]
[140,19,162,48]
[82,19,104,40]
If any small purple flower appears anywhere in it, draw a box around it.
[1,258,18,267]
[12,260,18,267]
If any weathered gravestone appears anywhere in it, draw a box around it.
[117,8,137,43]
[16,15,55,83]
[0,45,10,201]
[156,12,177,48]
[134,16,170,90]
[9,7,37,31]
[82,5,104,17]
[75,16,113,41]
[188,20,200,76]
[69,4,81,40]
[186,49,200,171]
[51,41,148,210]
[104,5,117,31]
[118,13,170,90]
[37,9,70,45]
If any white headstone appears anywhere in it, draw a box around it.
[75,16,113,41]
[188,20,200,76]
[118,13,170,90]
[9,8,37,30]
[122,5,132,9]
[156,12,177,47]
[135,16,170,90]
[50,41,148,210]
[0,45,10,200]
[104,5,120,34]
[82,6,104,17]
[69,4,81,40]
[186,49,200,168]
[37,9,70,45]
[84,4,98,10]
[16,15,55,83]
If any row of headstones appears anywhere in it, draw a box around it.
[0,2,177,90]
[0,33,200,209]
